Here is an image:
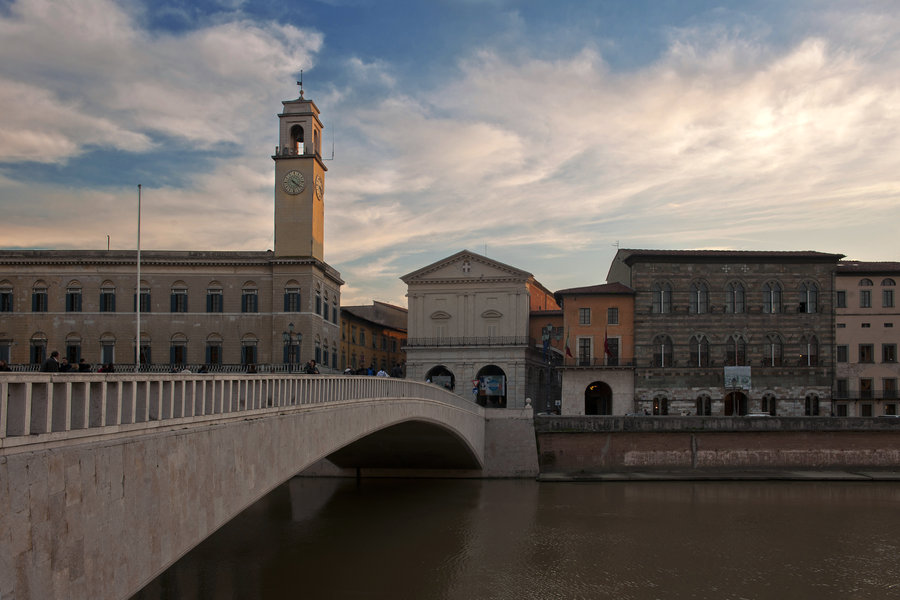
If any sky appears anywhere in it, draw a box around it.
[1,0,899,306]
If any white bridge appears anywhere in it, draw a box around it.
[0,373,537,600]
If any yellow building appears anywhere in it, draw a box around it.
[340,301,407,374]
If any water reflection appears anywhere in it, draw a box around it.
[133,480,900,600]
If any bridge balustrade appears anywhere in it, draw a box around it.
[0,374,473,450]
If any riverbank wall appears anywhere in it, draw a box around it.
[535,416,900,477]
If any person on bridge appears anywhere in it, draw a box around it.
[376,368,389,377]
[304,360,319,374]
[41,350,60,372]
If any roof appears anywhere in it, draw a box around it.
[837,261,900,274]
[555,283,635,296]
[617,249,844,265]
[340,301,407,331]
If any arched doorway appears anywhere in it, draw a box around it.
[724,391,748,416]
[425,365,455,392]
[585,382,613,415]
[476,365,507,408]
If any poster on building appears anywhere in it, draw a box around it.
[723,366,751,390]
[480,375,506,396]
[431,375,453,390]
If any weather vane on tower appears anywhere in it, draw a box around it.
[296,70,304,99]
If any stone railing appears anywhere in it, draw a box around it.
[0,373,477,451]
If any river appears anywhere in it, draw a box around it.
[133,478,900,599]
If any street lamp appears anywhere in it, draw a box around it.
[282,322,302,372]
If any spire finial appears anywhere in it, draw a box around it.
[296,70,304,98]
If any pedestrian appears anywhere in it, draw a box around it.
[41,350,60,372]
[77,358,92,372]
[304,359,319,374]
[59,358,72,372]
[376,367,389,377]
[0,359,11,372]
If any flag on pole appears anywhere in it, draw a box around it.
[604,327,612,356]
[564,328,573,358]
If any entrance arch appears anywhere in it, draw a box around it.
[724,391,748,416]
[425,365,455,391]
[476,364,507,408]
[585,381,613,415]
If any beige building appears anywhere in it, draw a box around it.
[0,90,342,371]
[834,261,900,416]
[402,250,559,409]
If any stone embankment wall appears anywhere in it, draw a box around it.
[535,416,900,474]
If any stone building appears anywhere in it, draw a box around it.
[553,283,635,415]
[0,90,342,371]
[833,261,900,416]
[401,250,559,408]
[340,301,407,374]
[607,249,843,416]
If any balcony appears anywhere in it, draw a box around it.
[404,336,531,348]
[833,389,898,401]
[560,357,635,368]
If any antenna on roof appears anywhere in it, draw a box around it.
[324,121,335,161]
[296,69,304,98]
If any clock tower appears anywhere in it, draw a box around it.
[273,89,327,259]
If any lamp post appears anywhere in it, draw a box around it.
[282,322,302,372]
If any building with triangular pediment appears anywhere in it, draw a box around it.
[401,250,560,409]
[0,89,342,371]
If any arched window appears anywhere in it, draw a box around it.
[653,396,669,415]
[800,282,818,313]
[652,335,673,367]
[0,280,12,312]
[764,333,783,367]
[726,335,747,366]
[883,279,896,308]
[66,281,82,312]
[763,281,782,314]
[695,395,712,416]
[241,283,258,313]
[32,281,48,313]
[170,282,188,313]
[100,281,116,313]
[689,335,709,367]
[762,393,778,416]
[859,278,873,286]
[284,281,301,312]
[290,124,304,154]
[651,282,671,314]
[690,282,709,314]
[725,281,745,314]
[800,335,818,366]
[882,278,896,286]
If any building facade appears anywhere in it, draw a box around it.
[340,301,407,374]
[607,249,843,416]
[0,91,342,371]
[402,250,559,409]
[553,283,635,416]
[834,261,900,416]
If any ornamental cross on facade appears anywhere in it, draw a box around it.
[462,260,471,274]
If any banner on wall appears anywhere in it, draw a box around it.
[723,366,751,390]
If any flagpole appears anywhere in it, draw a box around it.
[136,184,141,374]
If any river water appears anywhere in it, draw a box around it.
[133,478,900,599]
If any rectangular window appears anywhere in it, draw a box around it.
[66,289,82,312]
[101,342,115,365]
[0,342,10,364]
[836,345,848,363]
[0,290,12,312]
[860,378,873,400]
[883,344,897,363]
[607,307,619,325]
[860,403,873,417]
[835,290,846,308]
[171,290,188,313]
[242,344,257,366]
[577,337,592,366]
[315,292,321,315]
[65,344,80,365]
[835,379,849,399]
[886,323,895,328]
[606,338,619,366]
[241,290,258,313]
[360,330,366,346]
[862,323,871,328]
[32,289,48,312]
[170,344,186,365]
[138,344,151,366]
[860,290,871,308]
[835,404,848,417]
[134,290,151,313]
[284,289,300,312]
[100,289,116,312]
[885,403,898,416]
[884,289,895,308]
[206,344,222,366]
[859,344,874,363]
[883,378,897,400]
[578,308,590,325]
[30,343,46,365]
[836,323,846,328]
[206,290,223,313]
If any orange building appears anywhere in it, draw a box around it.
[553,283,635,415]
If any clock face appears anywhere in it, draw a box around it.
[314,175,324,200]
[282,170,305,195]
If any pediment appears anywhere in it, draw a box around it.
[481,309,503,319]
[401,249,532,283]
[430,311,452,320]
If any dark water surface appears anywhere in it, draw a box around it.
[133,479,900,599]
